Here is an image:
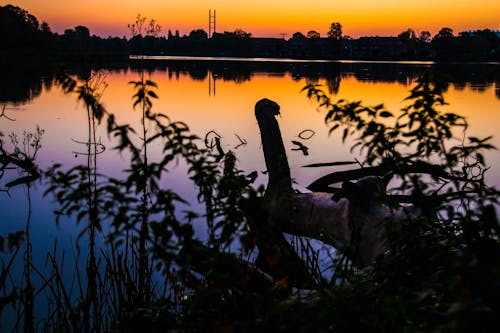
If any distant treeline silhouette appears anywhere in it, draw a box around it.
[1,4,499,62]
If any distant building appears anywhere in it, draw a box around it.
[460,30,500,37]
[349,37,406,59]
[252,38,287,57]
[286,37,337,59]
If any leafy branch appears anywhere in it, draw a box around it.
[303,71,496,205]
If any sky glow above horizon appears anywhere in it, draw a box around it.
[4,0,500,38]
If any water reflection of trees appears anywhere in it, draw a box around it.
[434,63,500,95]
[156,60,254,83]
[163,60,500,99]
[0,63,54,104]
[2,61,499,105]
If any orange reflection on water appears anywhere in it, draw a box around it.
[4,67,500,189]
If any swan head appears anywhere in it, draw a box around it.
[255,98,280,120]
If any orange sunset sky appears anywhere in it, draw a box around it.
[5,0,500,38]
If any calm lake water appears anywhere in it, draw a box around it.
[1,58,499,274]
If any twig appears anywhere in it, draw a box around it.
[0,105,16,121]
[204,130,221,149]
[298,129,315,140]
[234,133,247,149]
[291,140,309,156]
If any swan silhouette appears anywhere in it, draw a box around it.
[252,98,390,267]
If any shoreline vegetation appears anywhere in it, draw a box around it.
[1,4,500,332]
[1,4,500,64]
[1,63,499,332]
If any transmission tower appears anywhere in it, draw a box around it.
[209,9,216,38]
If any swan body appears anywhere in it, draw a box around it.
[254,98,393,266]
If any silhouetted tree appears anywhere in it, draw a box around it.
[207,29,253,56]
[419,31,432,43]
[326,22,343,59]
[432,27,457,60]
[0,4,39,30]
[397,28,419,58]
[40,21,51,33]
[189,29,208,40]
[60,26,92,54]
[412,30,433,59]
[398,28,416,41]
[0,4,129,57]
[2,3,499,62]
[327,22,342,40]
[435,27,454,39]
[307,30,320,39]
[287,32,307,58]
[128,15,163,55]
[234,28,252,38]
[0,4,48,51]
[292,32,306,40]
[74,25,90,39]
